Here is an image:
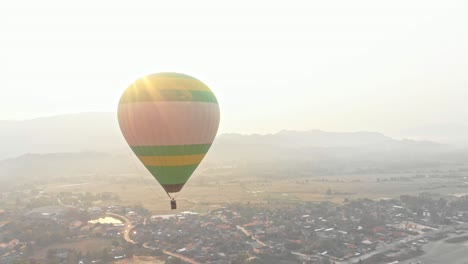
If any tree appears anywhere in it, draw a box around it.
[25,242,34,256]
[152,249,163,256]
[416,208,424,218]
[166,258,183,264]
[12,260,29,264]
[438,198,447,208]
[112,239,120,247]
[101,248,111,262]
[47,249,55,259]
[232,253,249,264]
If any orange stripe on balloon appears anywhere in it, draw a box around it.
[118,101,220,146]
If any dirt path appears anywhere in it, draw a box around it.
[113,255,164,263]
[236,225,267,247]
[163,250,201,264]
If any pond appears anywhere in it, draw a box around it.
[88,217,123,226]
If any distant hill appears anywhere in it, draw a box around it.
[208,130,453,170]
[0,152,134,182]
[401,123,468,146]
[0,113,446,160]
[216,129,441,149]
[1,113,464,185]
[0,113,126,159]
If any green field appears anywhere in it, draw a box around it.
[33,238,112,259]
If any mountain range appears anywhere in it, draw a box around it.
[0,113,466,185]
[0,112,449,160]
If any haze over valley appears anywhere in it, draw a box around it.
[3,1,468,263]
[2,113,468,209]
[2,113,467,186]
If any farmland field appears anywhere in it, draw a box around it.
[33,238,112,259]
[43,168,468,214]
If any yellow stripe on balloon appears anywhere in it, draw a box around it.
[137,154,206,166]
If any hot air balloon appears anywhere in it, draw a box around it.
[117,72,220,209]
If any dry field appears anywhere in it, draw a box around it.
[44,171,468,214]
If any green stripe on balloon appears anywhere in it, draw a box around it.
[146,164,199,184]
[130,144,212,156]
[165,90,217,103]
[120,89,218,103]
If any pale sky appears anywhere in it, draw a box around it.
[1,0,467,135]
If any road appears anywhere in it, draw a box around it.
[57,197,137,245]
[213,210,267,248]
[236,225,267,247]
[162,250,201,264]
[114,212,200,264]
[106,212,136,244]
[142,242,201,264]
[57,197,77,209]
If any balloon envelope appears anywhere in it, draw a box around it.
[118,72,220,193]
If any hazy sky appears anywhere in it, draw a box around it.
[1,0,467,135]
